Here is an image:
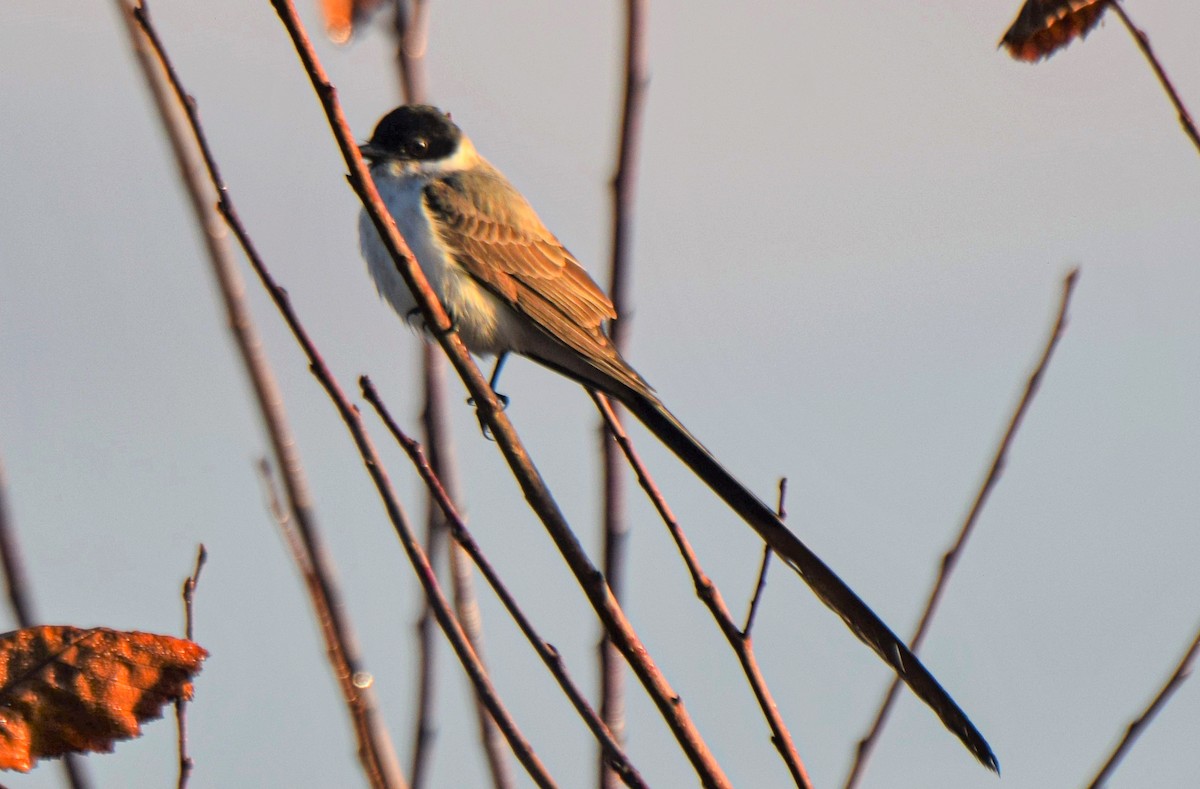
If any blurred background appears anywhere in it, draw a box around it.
[2,1,1198,786]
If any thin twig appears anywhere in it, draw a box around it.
[182,546,206,642]
[594,393,812,788]
[407,566,439,788]
[743,546,772,638]
[393,0,429,104]
[129,3,554,781]
[409,360,450,789]
[389,6,511,786]
[1085,619,1200,788]
[598,3,649,787]
[743,479,783,637]
[176,544,207,789]
[362,377,648,789]
[389,5,460,787]
[844,268,1080,789]
[269,2,730,784]
[258,458,311,574]
[0,458,35,628]
[119,4,403,787]
[1108,2,1200,155]
[272,412,554,788]
[0,458,92,789]
[443,515,511,789]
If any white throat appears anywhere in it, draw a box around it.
[357,143,523,357]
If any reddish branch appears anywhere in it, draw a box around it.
[843,268,1079,789]
[593,394,812,788]
[393,0,430,105]
[361,377,648,789]
[121,4,405,787]
[388,4,508,787]
[1086,620,1200,787]
[127,4,559,783]
[1108,2,1200,155]
[302,400,558,787]
[598,2,649,787]
[268,1,730,785]
[406,371,463,784]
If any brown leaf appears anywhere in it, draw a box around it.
[1001,0,1111,62]
[0,626,207,771]
[319,0,387,44]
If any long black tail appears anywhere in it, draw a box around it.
[612,386,998,772]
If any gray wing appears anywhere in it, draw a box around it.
[423,164,652,397]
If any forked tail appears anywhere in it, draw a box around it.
[612,386,998,772]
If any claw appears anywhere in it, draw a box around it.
[467,354,511,439]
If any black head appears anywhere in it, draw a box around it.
[362,105,463,162]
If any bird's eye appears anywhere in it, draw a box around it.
[409,137,429,156]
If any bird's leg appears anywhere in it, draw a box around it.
[467,353,510,440]
[466,353,510,406]
[487,353,510,407]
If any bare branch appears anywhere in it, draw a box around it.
[118,4,403,786]
[175,544,207,789]
[362,377,648,789]
[0,458,35,628]
[393,0,430,104]
[844,268,1080,788]
[126,4,560,782]
[386,3,507,786]
[593,394,812,788]
[307,394,559,787]
[181,546,207,643]
[598,2,649,786]
[268,2,730,784]
[0,457,92,789]
[742,479,784,637]
[1086,620,1200,788]
[1109,2,1200,156]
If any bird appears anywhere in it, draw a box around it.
[357,104,997,772]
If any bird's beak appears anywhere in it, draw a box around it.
[358,142,386,162]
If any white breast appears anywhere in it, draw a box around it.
[358,170,512,355]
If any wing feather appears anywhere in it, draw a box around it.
[423,164,651,396]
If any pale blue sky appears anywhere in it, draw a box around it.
[2,2,1199,787]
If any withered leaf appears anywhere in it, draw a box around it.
[0,626,207,771]
[1001,0,1111,62]
[319,0,387,44]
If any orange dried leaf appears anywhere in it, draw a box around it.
[1001,0,1110,62]
[0,625,207,771]
[318,0,386,44]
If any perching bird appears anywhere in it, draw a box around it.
[357,104,996,772]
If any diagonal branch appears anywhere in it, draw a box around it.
[268,1,730,785]
[307,388,559,787]
[119,4,404,787]
[362,377,648,789]
[0,457,92,789]
[1108,2,1200,156]
[844,268,1080,788]
[1086,620,1200,788]
[388,3,508,786]
[742,480,783,639]
[126,4,557,782]
[598,3,650,787]
[593,394,812,788]
[0,458,35,628]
